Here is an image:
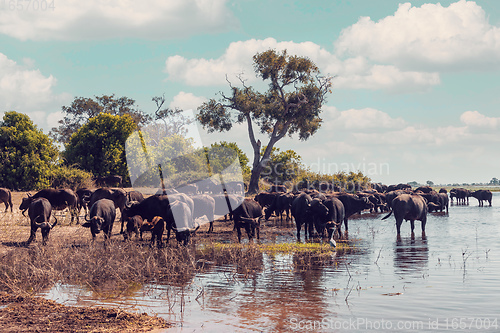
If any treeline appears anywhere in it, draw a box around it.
[0,95,370,192]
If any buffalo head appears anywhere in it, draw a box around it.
[82,216,105,234]
[173,224,200,245]
[19,194,33,216]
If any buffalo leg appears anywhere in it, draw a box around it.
[26,228,37,245]
[396,219,403,237]
[41,228,50,245]
[236,222,243,243]
[296,221,302,242]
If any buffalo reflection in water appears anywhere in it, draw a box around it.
[393,236,429,277]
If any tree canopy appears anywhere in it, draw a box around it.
[63,113,137,185]
[0,111,59,190]
[261,147,302,184]
[51,94,150,144]
[197,49,332,193]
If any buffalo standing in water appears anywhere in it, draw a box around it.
[382,194,427,239]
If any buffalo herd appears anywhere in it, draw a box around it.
[0,182,494,246]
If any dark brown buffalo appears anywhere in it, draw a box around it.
[450,188,470,205]
[232,198,263,242]
[415,186,434,193]
[268,185,287,193]
[123,195,198,245]
[264,192,294,222]
[309,197,345,243]
[76,188,95,216]
[82,198,116,241]
[88,188,127,233]
[382,193,427,239]
[95,175,123,187]
[26,198,57,245]
[291,192,313,241]
[438,192,449,212]
[332,193,374,237]
[255,192,280,208]
[470,190,492,207]
[0,188,13,212]
[124,215,144,241]
[20,189,79,224]
[126,190,144,203]
[140,216,165,247]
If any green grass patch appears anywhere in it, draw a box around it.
[199,240,355,255]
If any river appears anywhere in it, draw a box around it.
[42,192,500,332]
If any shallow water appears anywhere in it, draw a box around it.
[42,193,500,332]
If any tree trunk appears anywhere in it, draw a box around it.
[247,165,262,194]
[247,143,275,194]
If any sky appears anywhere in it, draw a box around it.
[1,0,499,185]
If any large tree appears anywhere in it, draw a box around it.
[51,94,150,144]
[197,49,332,193]
[63,113,137,185]
[0,111,59,190]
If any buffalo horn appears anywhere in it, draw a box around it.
[239,216,258,224]
[35,221,51,229]
[50,215,58,229]
[189,224,200,233]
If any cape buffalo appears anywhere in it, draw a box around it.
[470,190,492,207]
[126,190,144,204]
[95,175,123,187]
[332,193,373,237]
[190,195,216,232]
[232,198,263,242]
[291,192,313,241]
[170,200,198,245]
[264,192,294,222]
[0,188,13,212]
[82,198,116,241]
[26,198,57,245]
[123,195,198,245]
[311,197,345,243]
[124,215,144,241]
[76,188,95,216]
[382,193,427,239]
[450,188,470,205]
[20,189,79,224]
[140,216,165,247]
[88,188,127,233]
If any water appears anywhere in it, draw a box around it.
[42,193,500,332]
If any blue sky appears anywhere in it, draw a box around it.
[1,0,499,185]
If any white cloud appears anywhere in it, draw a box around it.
[165,38,440,92]
[0,52,70,130]
[460,110,500,129]
[0,0,238,41]
[335,1,500,71]
[169,91,206,111]
[333,108,407,130]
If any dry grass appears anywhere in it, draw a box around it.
[0,191,359,297]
